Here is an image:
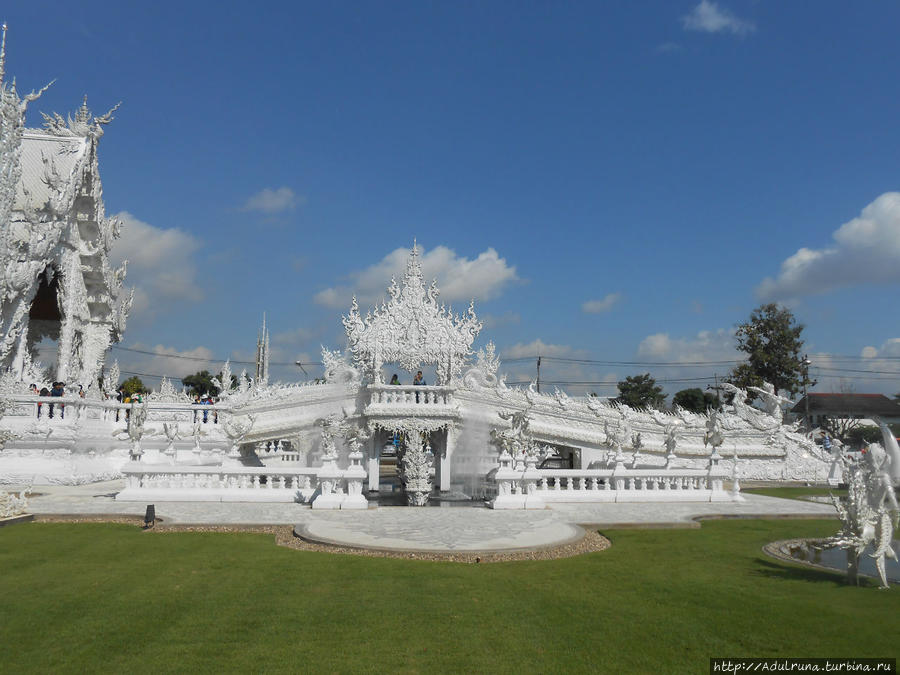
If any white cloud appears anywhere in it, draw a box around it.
[582,293,622,314]
[502,339,588,360]
[682,1,755,36]
[242,187,303,214]
[109,211,204,320]
[757,193,900,301]
[637,328,738,362]
[314,244,519,309]
[862,339,900,359]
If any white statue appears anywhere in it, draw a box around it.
[664,422,680,468]
[222,414,255,460]
[823,443,899,588]
[162,422,180,461]
[113,401,148,460]
[400,430,433,506]
[0,485,31,518]
[747,382,793,425]
[704,409,725,465]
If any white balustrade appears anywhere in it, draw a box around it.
[490,465,732,508]
[1,394,231,426]
[367,385,454,407]
[116,464,322,503]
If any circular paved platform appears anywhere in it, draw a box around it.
[296,508,584,552]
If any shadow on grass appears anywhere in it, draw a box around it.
[752,557,858,586]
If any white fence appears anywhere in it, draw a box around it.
[116,463,368,509]
[1,394,231,426]
[490,464,733,508]
[367,384,454,406]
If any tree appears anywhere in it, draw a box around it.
[727,303,814,399]
[181,370,237,398]
[182,370,218,398]
[120,376,145,397]
[616,373,666,409]
[672,388,717,413]
[844,425,884,449]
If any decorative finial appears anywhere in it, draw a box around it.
[75,94,91,124]
[412,237,418,255]
[0,23,8,87]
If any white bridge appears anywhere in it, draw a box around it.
[0,247,844,507]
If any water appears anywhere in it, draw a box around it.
[784,540,900,583]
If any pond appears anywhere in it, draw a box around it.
[780,539,900,583]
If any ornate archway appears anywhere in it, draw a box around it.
[342,243,482,385]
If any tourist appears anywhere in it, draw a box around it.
[49,381,65,419]
[390,374,400,385]
[413,370,425,402]
[37,385,48,418]
[78,385,86,399]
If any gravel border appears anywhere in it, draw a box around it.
[30,516,611,563]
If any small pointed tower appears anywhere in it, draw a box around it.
[255,313,270,386]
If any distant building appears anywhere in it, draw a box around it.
[791,393,900,430]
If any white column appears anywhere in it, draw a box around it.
[439,427,455,492]
[367,431,381,492]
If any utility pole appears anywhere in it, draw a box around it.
[536,356,542,393]
[706,373,724,409]
[803,354,811,432]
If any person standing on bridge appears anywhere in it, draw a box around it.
[413,371,425,402]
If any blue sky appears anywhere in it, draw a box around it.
[5,1,900,395]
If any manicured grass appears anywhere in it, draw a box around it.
[1,519,896,674]
[743,486,847,501]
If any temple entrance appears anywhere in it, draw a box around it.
[11,267,63,382]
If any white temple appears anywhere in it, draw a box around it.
[0,26,130,388]
[3,30,886,507]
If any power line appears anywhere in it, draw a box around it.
[110,345,321,367]
[814,366,900,376]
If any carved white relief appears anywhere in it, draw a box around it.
[343,243,482,385]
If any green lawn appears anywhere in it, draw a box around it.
[1,519,896,674]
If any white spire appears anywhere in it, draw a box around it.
[256,312,269,386]
[0,23,8,87]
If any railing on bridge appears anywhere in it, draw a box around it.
[1,395,231,426]
[367,384,454,407]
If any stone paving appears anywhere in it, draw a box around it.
[21,480,836,552]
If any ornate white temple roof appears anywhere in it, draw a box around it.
[13,130,89,214]
[0,28,130,387]
[342,243,482,385]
